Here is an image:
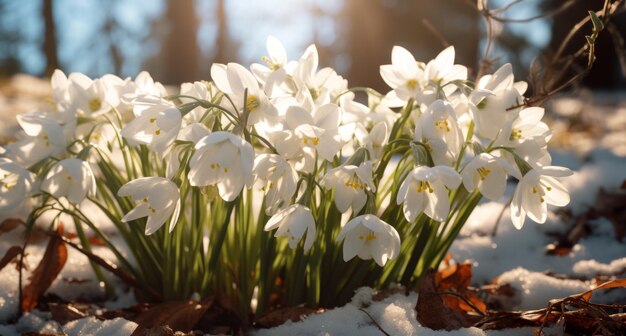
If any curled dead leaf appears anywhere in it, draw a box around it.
[0,246,22,272]
[21,226,68,313]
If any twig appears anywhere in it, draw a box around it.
[438,291,486,316]
[359,308,391,336]
[492,197,512,237]
[421,19,450,48]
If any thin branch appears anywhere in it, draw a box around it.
[359,308,391,336]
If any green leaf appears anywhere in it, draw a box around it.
[472,142,485,155]
[588,11,604,33]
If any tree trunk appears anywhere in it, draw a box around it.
[43,0,59,76]
[163,0,201,85]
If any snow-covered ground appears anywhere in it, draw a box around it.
[1,76,625,335]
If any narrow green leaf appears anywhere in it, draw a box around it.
[588,11,604,33]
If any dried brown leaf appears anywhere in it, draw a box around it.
[131,299,212,335]
[0,246,22,271]
[49,303,88,325]
[0,218,21,236]
[21,227,67,312]
[416,270,470,330]
[436,262,473,291]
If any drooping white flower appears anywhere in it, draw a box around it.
[283,103,343,163]
[211,62,278,126]
[470,63,527,140]
[188,131,254,202]
[4,112,68,166]
[120,97,182,153]
[356,121,389,161]
[414,100,464,165]
[493,106,553,173]
[323,161,376,214]
[396,166,462,222]
[253,154,298,215]
[165,123,211,180]
[41,159,96,204]
[0,158,35,215]
[264,204,316,250]
[461,153,513,201]
[336,214,401,266]
[118,177,181,235]
[510,166,572,230]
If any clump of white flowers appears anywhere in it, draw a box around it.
[0,37,571,313]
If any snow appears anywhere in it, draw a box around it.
[0,312,137,336]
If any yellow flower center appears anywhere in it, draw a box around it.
[309,87,321,100]
[532,182,553,203]
[261,56,281,71]
[149,117,157,123]
[303,137,320,146]
[477,167,491,181]
[209,162,229,173]
[89,98,102,112]
[434,120,451,132]
[510,128,522,140]
[344,176,366,190]
[416,181,434,193]
[155,129,161,135]
[358,231,377,241]
[406,79,418,90]
[246,95,260,112]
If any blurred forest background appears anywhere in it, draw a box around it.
[0,0,624,93]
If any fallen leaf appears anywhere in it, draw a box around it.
[0,246,22,272]
[416,270,469,330]
[0,218,22,235]
[21,226,68,312]
[131,299,212,335]
[436,262,472,291]
[49,303,88,325]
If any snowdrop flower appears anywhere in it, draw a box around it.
[253,154,298,215]
[336,214,401,266]
[120,97,182,153]
[282,104,343,164]
[470,64,527,140]
[211,62,278,126]
[510,166,572,230]
[264,204,316,250]
[323,161,376,214]
[415,100,464,164]
[356,122,388,161]
[418,46,467,104]
[461,153,513,201]
[41,159,96,204]
[67,73,116,117]
[380,46,424,105]
[188,131,254,202]
[293,45,347,103]
[251,36,292,91]
[4,112,67,166]
[165,123,211,180]
[0,158,35,214]
[492,107,553,172]
[397,166,462,222]
[118,177,181,235]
